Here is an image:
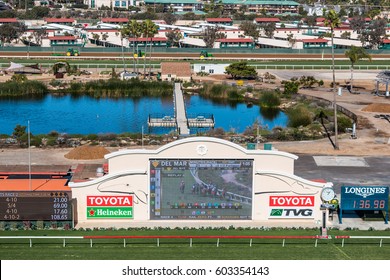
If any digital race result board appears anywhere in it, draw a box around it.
[339,186,389,224]
[149,159,253,220]
[0,191,72,221]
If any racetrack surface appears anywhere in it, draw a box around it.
[2,51,390,60]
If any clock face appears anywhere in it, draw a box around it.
[321,187,335,202]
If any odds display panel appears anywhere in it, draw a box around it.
[149,159,253,220]
[0,191,72,221]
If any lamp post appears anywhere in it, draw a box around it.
[333,85,338,150]
[28,120,31,191]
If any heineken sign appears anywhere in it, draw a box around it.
[87,196,133,219]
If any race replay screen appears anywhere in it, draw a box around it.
[149,159,253,220]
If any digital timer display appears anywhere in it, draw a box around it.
[339,186,389,224]
[0,191,72,221]
[340,186,389,211]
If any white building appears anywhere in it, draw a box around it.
[84,0,138,9]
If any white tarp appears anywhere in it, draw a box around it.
[6,62,41,74]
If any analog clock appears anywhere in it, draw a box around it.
[321,187,335,202]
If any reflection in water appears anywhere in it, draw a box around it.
[260,106,280,121]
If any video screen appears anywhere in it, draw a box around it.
[149,159,253,220]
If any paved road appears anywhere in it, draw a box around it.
[294,155,390,193]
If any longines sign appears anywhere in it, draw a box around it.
[343,186,387,198]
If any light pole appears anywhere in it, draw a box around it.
[333,84,338,150]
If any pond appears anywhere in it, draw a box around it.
[0,94,288,135]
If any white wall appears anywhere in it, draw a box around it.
[69,137,332,228]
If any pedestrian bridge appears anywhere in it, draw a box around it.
[148,83,214,136]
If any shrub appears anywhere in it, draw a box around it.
[227,88,241,100]
[86,134,98,141]
[337,115,353,133]
[259,91,281,108]
[287,106,313,128]
[210,84,226,97]
[282,80,299,95]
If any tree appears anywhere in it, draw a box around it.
[202,26,220,48]
[11,74,27,83]
[12,124,27,145]
[0,22,26,45]
[141,19,158,79]
[305,16,317,30]
[162,12,177,25]
[92,33,100,44]
[324,9,341,150]
[32,28,47,46]
[122,20,142,73]
[259,22,276,38]
[239,21,260,42]
[101,33,109,47]
[287,34,296,48]
[344,46,372,92]
[349,16,366,35]
[166,29,183,48]
[225,62,257,79]
[361,19,387,49]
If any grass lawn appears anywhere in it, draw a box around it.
[0,228,389,260]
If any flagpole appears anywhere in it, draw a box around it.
[142,125,144,149]
[28,120,31,191]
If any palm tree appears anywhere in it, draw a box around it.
[128,19,142,72]
[141,20,158,79]
[324,9,341,150]
[119,27,127,72]
[101,33,109,47]
[345,46,372,92]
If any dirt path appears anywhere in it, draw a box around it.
[268,70,390,156]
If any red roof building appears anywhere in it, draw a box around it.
[48,36,77,41]
[205,18,233,25]
[217,38,254,43]
[45,18,75,24]
[216,38,254,48]
[299,38,328,43]
[101,18,129,24]
[206,18,232,23]
[127,37,167,47]
[0,18,18,23]
[255,18,280,23]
